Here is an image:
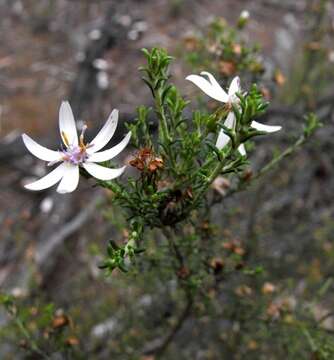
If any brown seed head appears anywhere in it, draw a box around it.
[52,315,69,329]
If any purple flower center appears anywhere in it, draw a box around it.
[61,125,91,165]
[62,146,88,165]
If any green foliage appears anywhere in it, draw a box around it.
[304,112,323,138]
[280,0,334,105]
[0,293,79,358]
[91,47,319,280]
[182,17,263,83]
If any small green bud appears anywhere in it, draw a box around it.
[237,10,250,29]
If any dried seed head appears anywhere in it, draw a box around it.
[148,157,164,172]
[129,158,145,171]
[52,315,69,329]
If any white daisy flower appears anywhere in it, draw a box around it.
[22,101,131,194]
[186,72,281,155]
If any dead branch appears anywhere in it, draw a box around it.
[69,4,127,118]
[141,294,193,356]
[35,194,102,274]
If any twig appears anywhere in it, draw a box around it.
[141,226,193,356]
[69,4,127,118]
[141,293,193,356]
[254,133,307,180]
[163,227,185,268]
[14,316,50,359]
[35,195,102,270]
[317,311,334,325]
[259,0,306,13]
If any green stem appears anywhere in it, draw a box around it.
[155,89,177,171]
[190,145,238,209]
[224,132,312,199]
[254,134,306,180]
[155,90,170,143]
[15,318,49,359]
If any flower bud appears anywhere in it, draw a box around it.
[238,10,250,29]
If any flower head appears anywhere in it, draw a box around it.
[22,101,131,194]
[186,72,281,155]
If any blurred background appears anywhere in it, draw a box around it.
[1,0,334,359]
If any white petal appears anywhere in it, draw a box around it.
[215,112,236,150]
[88,109,118,153]
[24,163,66,191]
[186,74,229,103]
[224,111,236,129]
[83,162,126,181]
[87,132,131,163]
[238,144,246,156]
[200,71,229,99]
[251,121,282,133]
[216,129,230,150]
[22,134,61,162]
[56,163,79,194]
[59,101,78,146]
[228,76,241,97]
